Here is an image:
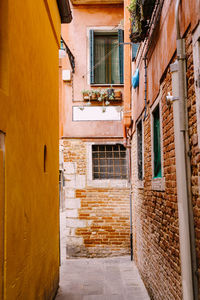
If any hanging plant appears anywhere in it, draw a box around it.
[141,0,156,20]
[128,0,148,43]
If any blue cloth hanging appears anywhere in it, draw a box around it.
[132,68,139,89]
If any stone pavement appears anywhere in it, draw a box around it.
[55,256,150,300]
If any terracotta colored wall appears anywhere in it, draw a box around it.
[60,4,124,138]
[129,0,200,123]
[131,19,200,300]
[0,1,60,299]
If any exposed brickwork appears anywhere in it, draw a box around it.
[131,27,200,299]
[185,27,200,297]
[62,139,130,258]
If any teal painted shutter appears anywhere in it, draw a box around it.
[153,106,162,178]
[90,30,94,84]
[118,29,124,84]
[132,43,140,61]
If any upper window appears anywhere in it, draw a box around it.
[92,144,127,180]
[90,30,124,85]
[152,104,162,178]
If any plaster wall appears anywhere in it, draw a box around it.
[0,0,60,299]
[128,0,200,123]
[60,4,124,138]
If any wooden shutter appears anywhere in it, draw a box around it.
[118,29,124,84]
[89,30,94,84]
[132,43,140,61]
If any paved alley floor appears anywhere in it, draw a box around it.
[55,256,150,300]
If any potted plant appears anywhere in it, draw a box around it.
[98,89,107,102]
[107,86,114,99]
[108,92,115,100]
[128,0,148,43]
[141,0,156,20]
[114,90,122,100]
[91,90,98,101]
[82,90,90,101]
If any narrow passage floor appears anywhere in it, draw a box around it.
[56,256,150,300]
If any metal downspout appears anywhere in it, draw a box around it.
[175,1,198,299]
[127,138,133,261]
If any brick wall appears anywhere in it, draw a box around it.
[131,27,200,299]
[62,139,130,258]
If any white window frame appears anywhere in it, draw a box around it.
[192,23,200,146]
[150,91,165,191]
[86,142,129,188]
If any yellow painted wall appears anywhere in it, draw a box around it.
[0,0,60,299]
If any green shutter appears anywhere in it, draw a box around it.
[132,43,140,61]
[118,29,124,84]
[90,30,94,84]
[153,106,162,178]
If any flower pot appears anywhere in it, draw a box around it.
[83,93,89,101]
[91,93,97,100]
[107,88,114,98]
[114,91,122,100]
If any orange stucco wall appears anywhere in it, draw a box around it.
[60,4,124,138]
[128,0,200,123]
[0,1,60,299]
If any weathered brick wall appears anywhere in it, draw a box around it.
[62,139,130,258]
[186,27,200,297]
[131,27,200,299]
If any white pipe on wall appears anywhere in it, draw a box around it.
[169,1,195,299]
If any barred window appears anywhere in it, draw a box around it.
[92,144,127,179]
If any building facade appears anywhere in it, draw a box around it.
[59,0,131,258]
[0,1,71,299]
[123,0,200,299]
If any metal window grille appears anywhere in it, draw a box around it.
[137,120,143,180]
[92,144,127,180]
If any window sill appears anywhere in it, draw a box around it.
[152,177,165,191]
[137,180,144,189]
[151,177,165,192]
[87,178,129,188]
[90,84,124,87]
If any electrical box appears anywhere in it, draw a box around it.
[62,69,71,82]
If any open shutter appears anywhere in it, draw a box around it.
[118,29,124,84]
[132,43,140,61]
[89,30,94,84]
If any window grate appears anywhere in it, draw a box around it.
[92,144,127,180]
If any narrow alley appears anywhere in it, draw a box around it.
[56,212,150,300]
[1,0,200,299]
[56,256,150,300]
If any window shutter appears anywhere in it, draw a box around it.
[132,43,140,61]
[118,29,124,84]
[89,30,94,84]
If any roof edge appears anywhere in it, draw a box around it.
[57,0,72,23]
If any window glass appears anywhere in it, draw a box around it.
[94,34,120,84]
[153,105,162,178]
[92,144,127,179]
[137,120,143,180]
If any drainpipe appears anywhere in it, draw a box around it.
[169,1,198,299]
[127,135,133,261]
